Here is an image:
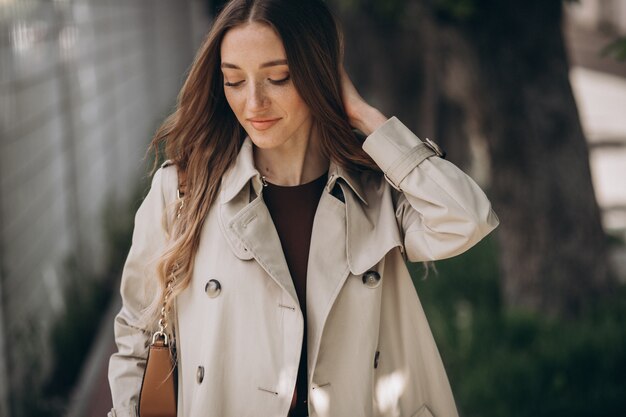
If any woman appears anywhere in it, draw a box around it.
[108,0,499,416]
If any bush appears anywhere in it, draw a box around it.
[22,179,147,416]
[410,237,626,417]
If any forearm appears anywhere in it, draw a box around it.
[362,116,499,261]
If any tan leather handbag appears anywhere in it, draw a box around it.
[138,333,177,417]
[138,166,187,417]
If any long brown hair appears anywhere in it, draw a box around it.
[144,0,379,328]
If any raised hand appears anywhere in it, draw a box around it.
[339,64,388,136]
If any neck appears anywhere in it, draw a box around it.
[253,125,329,186]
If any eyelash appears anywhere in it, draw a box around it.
[224,74,291,88]
[271,74,291,85]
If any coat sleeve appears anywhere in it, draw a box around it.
[362,116,500,262]
[107,166,171,417]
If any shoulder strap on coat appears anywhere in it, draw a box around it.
[161,159,187,197]
[177,166,187,197]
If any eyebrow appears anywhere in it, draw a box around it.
[220,59,288,69]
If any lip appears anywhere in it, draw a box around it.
[248,118,281,131]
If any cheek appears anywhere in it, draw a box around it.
[281,89,310,119]
[290,97,311,121]
[224,90,243,116]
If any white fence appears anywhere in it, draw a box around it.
[0,1,209,415]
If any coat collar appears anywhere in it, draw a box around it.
[220,136,368,206]
[217,135,403,364]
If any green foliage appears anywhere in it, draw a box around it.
[11,315,54,416]
[10,254,113,417]
[37,256,112,416]
[334,0,409,22]
[602,37,626,62]
[433,0,476,20]
[15,176,147,416]
[336,0,473,18]
[102,177,150,274]
[606,230,625,247]
[410,237,626,417]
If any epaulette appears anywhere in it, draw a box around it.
[160,159,187,197]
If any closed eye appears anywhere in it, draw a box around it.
[224,80,244,87]
[224,74,290,88]
[269,74,291,85]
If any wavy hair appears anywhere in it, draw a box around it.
[143,0,380,331]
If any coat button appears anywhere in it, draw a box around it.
[362,271,381,288]
[374,350,380,369]
[205,279,221,298]
[196,366,205,384]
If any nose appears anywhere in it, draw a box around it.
[247,82,269,112]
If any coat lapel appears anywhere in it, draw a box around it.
[218,137,299,305]
[305,185,350,377]
[228,196,299,305]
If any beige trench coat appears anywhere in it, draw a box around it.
[108,117,499,417]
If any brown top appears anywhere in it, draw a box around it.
[263,171,328,417]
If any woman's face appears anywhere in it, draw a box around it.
[220,22,313,151]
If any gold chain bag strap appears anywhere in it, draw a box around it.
[138,166,187,417]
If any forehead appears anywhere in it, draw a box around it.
[220,22,287,63]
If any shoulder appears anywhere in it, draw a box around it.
[151,159,179,204]
[161,159,175,169]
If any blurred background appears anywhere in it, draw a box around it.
[0,0,624,416]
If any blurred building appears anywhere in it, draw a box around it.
[567,0,626,34]
[566,0,626,243]
[0,0,210,415]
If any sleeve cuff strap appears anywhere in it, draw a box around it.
[362,116,436,189]
[385,143,435,189]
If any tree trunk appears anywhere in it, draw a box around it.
[335,2,475,173]
[435,0,613,317]
[334,4,429,135]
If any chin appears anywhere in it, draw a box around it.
[247,133,286,150]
